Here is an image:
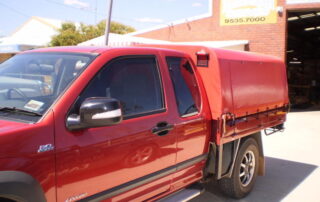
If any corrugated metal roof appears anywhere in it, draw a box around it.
[77,33,172,46]
[78,34,248,51]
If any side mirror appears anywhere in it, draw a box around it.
[67,97,123,131]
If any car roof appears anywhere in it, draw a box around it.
[24,46,117,54]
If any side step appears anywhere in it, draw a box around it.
[158,184,204,202]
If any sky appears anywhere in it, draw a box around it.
[0,0,210,37]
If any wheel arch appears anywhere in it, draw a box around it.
[0,171,46,202]
[206,131,265,179]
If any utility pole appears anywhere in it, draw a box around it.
[104,0,113,46]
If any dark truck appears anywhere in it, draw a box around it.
[0,45,288,202]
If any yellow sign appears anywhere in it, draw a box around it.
[220,0,278,26]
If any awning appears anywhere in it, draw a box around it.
[78,33,171,47]
[78,34,249,51]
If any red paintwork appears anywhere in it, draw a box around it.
[0,112,56,201]
[0,45,288,201]
[137,44,289,144]
[54,51,176,201]
[137,44,289,118]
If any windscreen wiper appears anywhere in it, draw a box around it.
[0,107,42,116]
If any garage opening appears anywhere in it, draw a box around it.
[287,10,320,111]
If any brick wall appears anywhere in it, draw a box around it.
[135,0,320,61]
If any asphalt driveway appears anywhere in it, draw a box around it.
[191,111,320,202]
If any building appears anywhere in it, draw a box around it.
[131,0,320,109]
[0,16,63,62]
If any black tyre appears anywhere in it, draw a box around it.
[219,138,259,198]
[0,198,16,202]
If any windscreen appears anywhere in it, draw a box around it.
[0,52,95,121]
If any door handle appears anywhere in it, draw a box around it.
[151,122,174,136]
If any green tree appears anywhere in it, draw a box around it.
[97,21,136,35]
[50,23,84,46]
[50,20,135,46]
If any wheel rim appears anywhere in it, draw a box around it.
[239,150,255,187]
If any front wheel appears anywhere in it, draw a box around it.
[219,138,260,198]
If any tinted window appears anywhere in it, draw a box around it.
[75,56,164,118]
[166,57,200,117]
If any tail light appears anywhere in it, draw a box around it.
[196,50,209,67]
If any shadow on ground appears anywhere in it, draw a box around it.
[191,157,317,202]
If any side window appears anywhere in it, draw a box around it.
[166,57,201,117]
[74,56,164,118]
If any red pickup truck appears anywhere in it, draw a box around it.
[0,45,288,202]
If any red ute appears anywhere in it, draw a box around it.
[0,45,288,202]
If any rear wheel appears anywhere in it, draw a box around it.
[219,138,259,198]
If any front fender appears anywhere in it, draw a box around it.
[0,171,46,202]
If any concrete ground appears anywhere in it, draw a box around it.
[191,111,320,202]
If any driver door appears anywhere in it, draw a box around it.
[54,55,178,201]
